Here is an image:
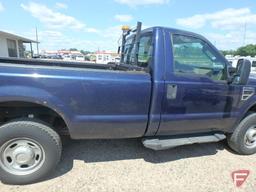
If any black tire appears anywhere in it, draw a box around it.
[0,119,62,185]
[228,113,256,155]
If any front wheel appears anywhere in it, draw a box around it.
[0,119,62,184]
[228,113,256,155]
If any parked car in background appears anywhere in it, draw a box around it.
[47,54,62,60]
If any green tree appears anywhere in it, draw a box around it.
[235,44,256,57]
[220,50,236,56]
[69,48,78,51]
[80,50,91,55]
[221,44,256,57]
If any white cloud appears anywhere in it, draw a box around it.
[21,2,85,30]
[85,27,100,33]
[115,0,169,7]
[211,14,256,29]
[22,23,151,51]
[22,27,120,51]
[24,30,93,51]
[115,14,133,22]
[205,30,256,50]
[102,25,122,38]
[176,8,256,29]
[0,2,4,12]
[55,2,68,9]
[177,15,206,29]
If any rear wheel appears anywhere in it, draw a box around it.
[228,113,256,155]
[0,119,62,184]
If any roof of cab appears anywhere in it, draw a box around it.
[142,26,208,41]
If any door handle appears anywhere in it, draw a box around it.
[167,84,177,99]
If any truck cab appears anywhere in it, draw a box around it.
[119,24,254,151]
[121,25,251,137]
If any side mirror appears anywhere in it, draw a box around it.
[232,59,251,85]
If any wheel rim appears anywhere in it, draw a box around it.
[0,138,45,175]
[244,126,256,148]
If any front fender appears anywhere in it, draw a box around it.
[232,95,256,131]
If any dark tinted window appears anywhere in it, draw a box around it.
[172,34,226,81]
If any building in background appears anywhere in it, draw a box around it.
[95,51,120,64]
[0,31,38,58]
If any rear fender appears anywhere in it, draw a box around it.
[0,85,71,129]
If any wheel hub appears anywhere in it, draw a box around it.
[245,126,256,148]
[0,138,45,175]
[13,146,34,164]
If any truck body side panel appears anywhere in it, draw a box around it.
[0,64,152,139]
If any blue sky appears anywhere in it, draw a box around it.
[0,0,256,52]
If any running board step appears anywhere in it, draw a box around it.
[142,133,226,150]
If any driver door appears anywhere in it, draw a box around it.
[158,33,239,135]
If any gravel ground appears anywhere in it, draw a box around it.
[0,139,255,192]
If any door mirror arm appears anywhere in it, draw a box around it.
[227,66,236,84]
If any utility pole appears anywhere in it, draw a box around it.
[35,27,39,55]
[243,22,247,46]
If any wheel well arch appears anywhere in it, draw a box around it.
[247,104,256,113]
[0,101,70,136]
[241,103,256,120]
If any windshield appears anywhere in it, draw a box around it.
[122,33,153,68]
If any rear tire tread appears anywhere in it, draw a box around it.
[0,119,62,184]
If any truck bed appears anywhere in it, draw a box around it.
[0,57,115,70]
[0,57,152,139]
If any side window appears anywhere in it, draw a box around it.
[172,34,226,81]
[123,34,152,68]
[123,38,135,65]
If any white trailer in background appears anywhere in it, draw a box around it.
[250,58,256,73]
[226,55,256,74]
[75,55,85,61]
[95,51,120,64]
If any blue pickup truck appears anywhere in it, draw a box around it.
[0,22,255,184]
